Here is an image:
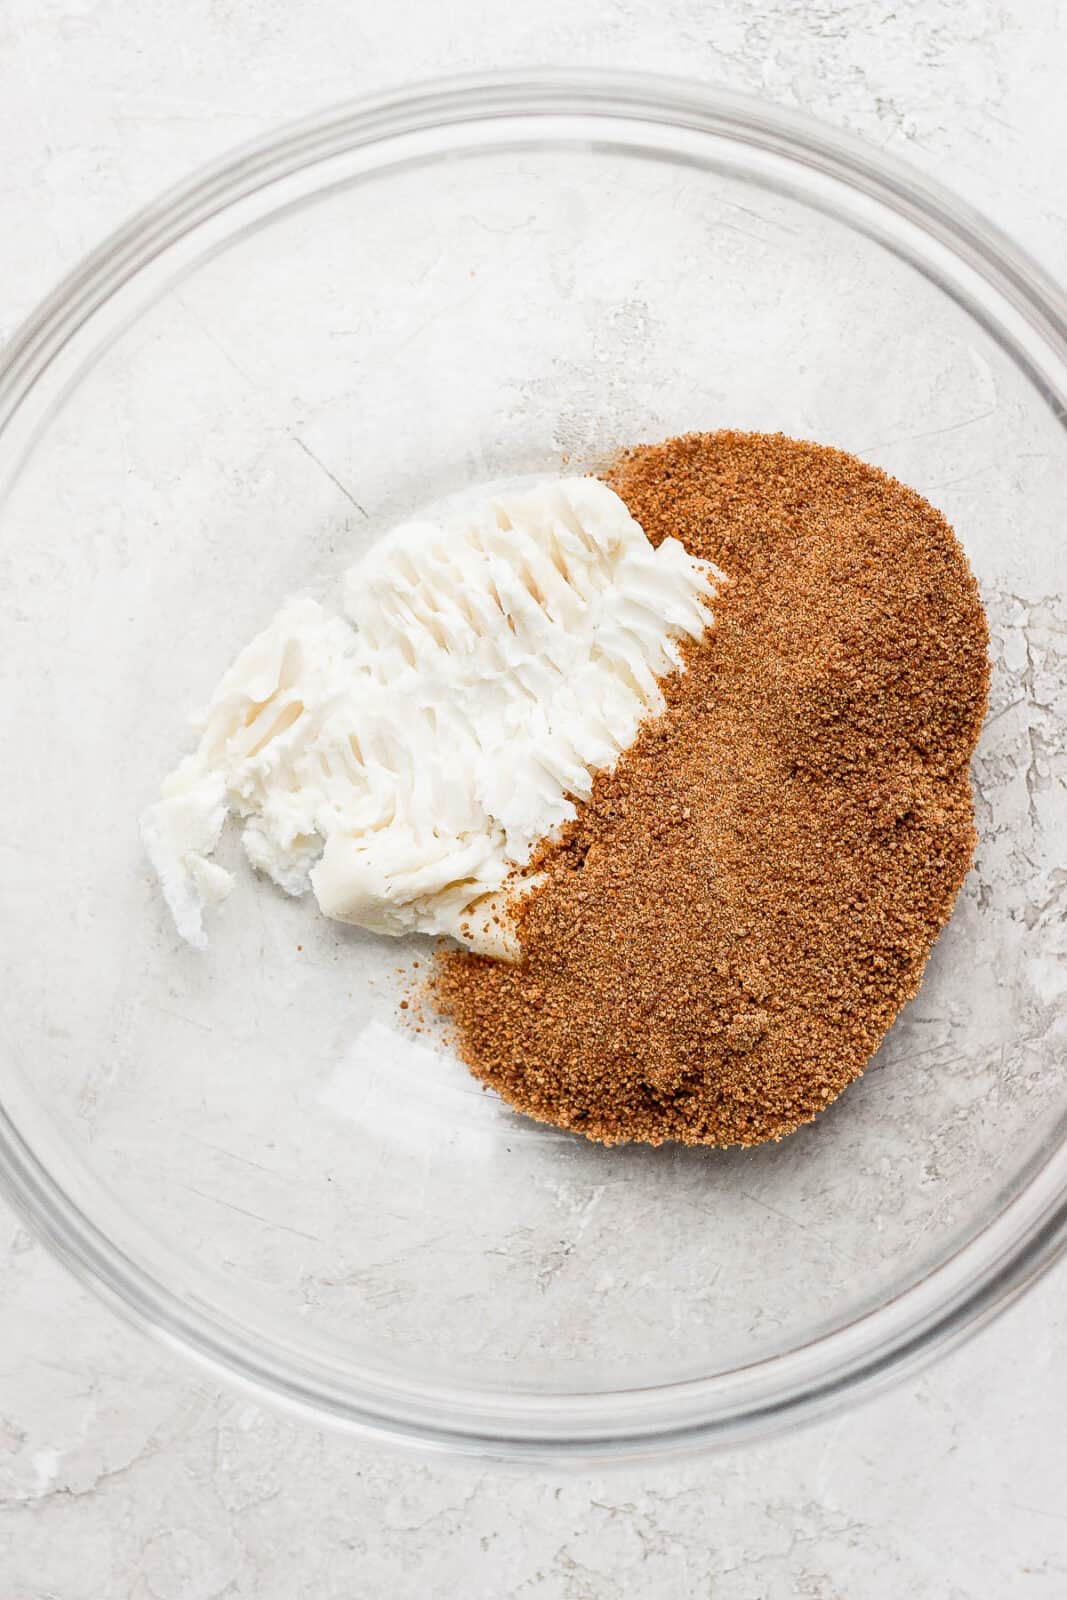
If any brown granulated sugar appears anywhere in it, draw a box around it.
[430,431,990,1147]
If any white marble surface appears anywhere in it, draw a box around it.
[2,3,1067,1595]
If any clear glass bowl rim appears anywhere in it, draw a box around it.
[1,67,1066,1461]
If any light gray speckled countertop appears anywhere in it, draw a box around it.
[2,4,1066,1596]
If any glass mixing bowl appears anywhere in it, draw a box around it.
[1,72,1065,1460]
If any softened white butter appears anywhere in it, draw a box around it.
[143,478,720,957]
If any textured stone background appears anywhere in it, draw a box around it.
[2,3,1066,1595]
